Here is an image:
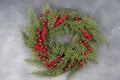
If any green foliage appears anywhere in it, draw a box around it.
[21,3,107,79]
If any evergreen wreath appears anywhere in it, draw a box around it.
[22,3,108,78]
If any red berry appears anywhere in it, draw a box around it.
[44,19,48,22]
[64,14,67,18]
[39,55,42,58]
[88,46,92,51]
[42,57,46,60]
[55,15,59,19]
[84,33,88,37]
[45,45,48,49]
[38,43,42,46]
[34,37,38,40]
[64,67,69,71]
[58,20,62,23]
[35,53,39,56]
[39,39,43,43]
[84,50,89,55]
[40,45,44,49]
[45,64,49,68]
[50,61,54,64]
[57,54,61,58]
[46,10,49,14]
[39,13,44,17]
[74,17,78,20]
[80,61,83,65]
[84,43,88,47]
[78,40,82,44]
[50,66,54,69]
[42,22,46,25]
[77,17,82,21]
[38,34,41,38]
[84,40,88,44]
[54,60,59,63]
[37,27,41,31]
[68,64,71,68]
[45,58,49,61]
[55,21,59,25]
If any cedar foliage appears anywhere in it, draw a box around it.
[21,2,108,78]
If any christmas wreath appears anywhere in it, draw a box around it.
[22,3,107,78]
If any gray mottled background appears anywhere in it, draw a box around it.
[0,0,120,80]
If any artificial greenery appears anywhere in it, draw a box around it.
[21,2,107,79]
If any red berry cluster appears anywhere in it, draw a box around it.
[33,10,50,54]
[45,9,50,14]
[35,53,49,61]
[54,15,68,28]
[45,54,62,69]
[74,17,82,21]
[78,39,92,55]
[80,28,92,41]
[64,60,77,71]
[33,25,49,54]
[39,10,50,17]
[64,64,71,71]
[45,60,60,69]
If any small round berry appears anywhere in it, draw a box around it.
[78,40,82,44]
[39,55,42,58]
[50,66,54,69]
[64,67,69,71]
[34,37,38,40]
[46,10,49,14]
[84,43,88,47]
[42,57,46,60]
[88,46,92,51]
[44,19,48,23]
[45,58,49,61]
[68,64,71,68]
[55,15,59,19]
[35,53,39,56]
[42,22,46,25]
[39,13,44,17]
[84,50,89,55]
[57,54,61,58]
[84,40,88,44]
[37,27,41,31]
[54,60,59,63]
[79,61,83,65]
[38,42,42,46]
[45,45,48,49]
[38,34,41,38]
[45,64,49,68]
[39,39,43,43]
[40,45,44,49]
[77,17,82,21]
[74,17,78,20]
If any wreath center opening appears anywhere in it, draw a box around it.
[54,33,72,45]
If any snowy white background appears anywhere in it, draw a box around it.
[0,0,120,80]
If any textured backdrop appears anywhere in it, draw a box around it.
[0,0,120,80]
